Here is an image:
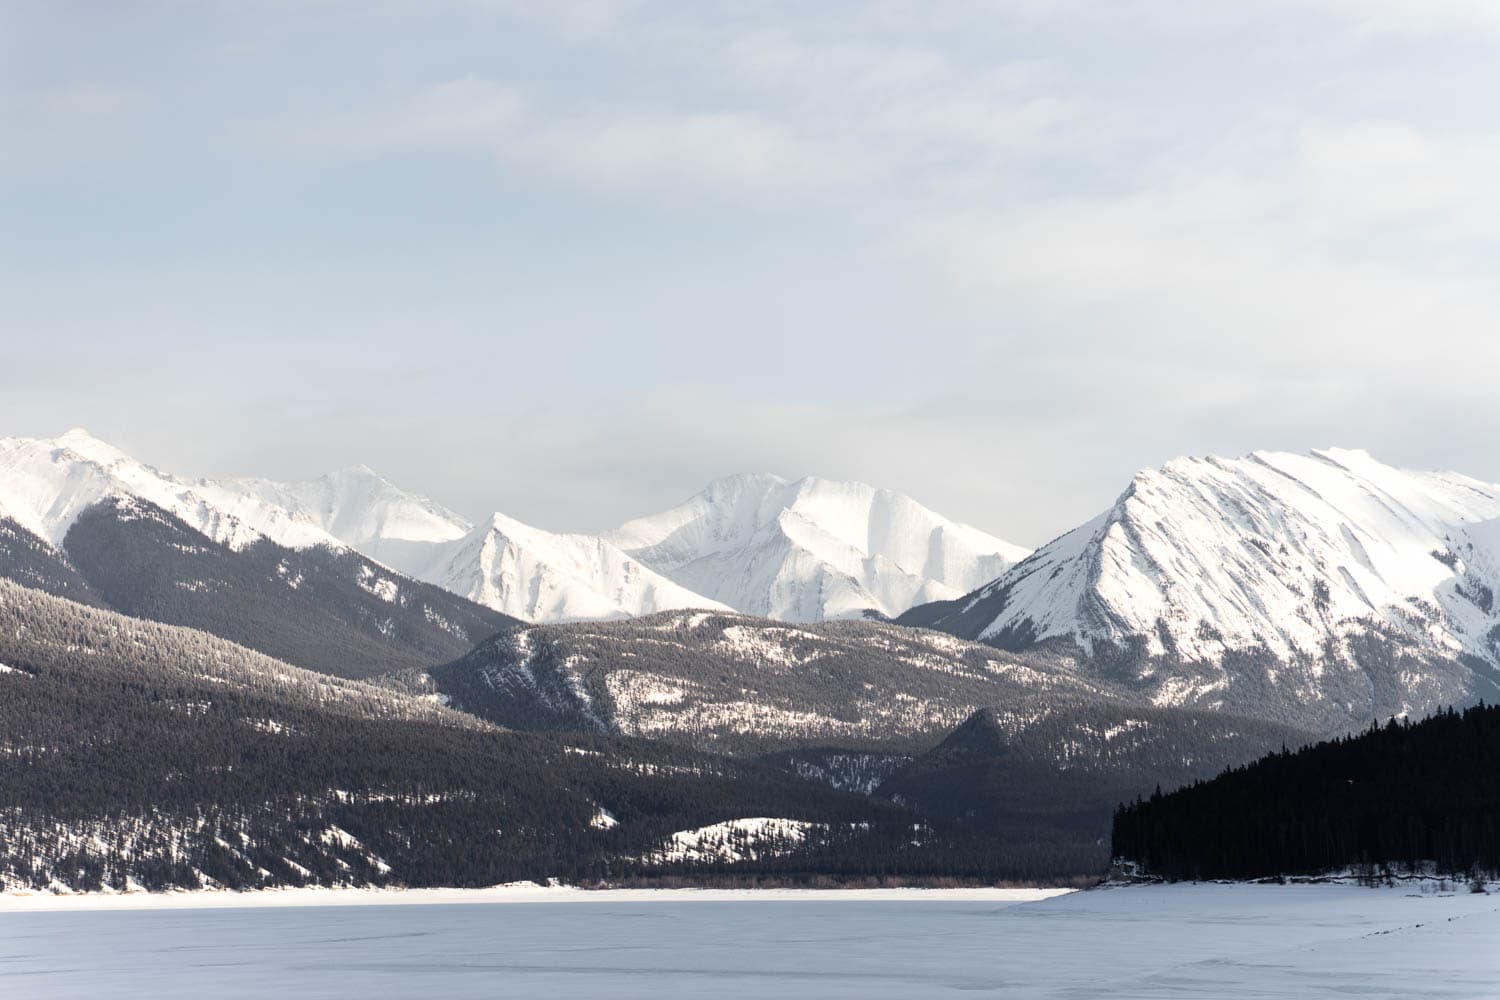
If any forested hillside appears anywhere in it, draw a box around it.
[1112,704,1500,881]
[384,612,1310,877]
[0,579,1051,890]
[400,611,1121,755]
[57,495,517,678]
[0,516,105,607]
[880,705,1313,876]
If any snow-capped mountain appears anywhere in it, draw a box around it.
[209,468,723,622]
[209,466,1026,624]
[606,473,1029,622]
[902,448,1500,730]
[0,430,516,678]
[0,429,340,551]
[410,512,731,622]
[217,465,473,575]
[0,429,1022,625]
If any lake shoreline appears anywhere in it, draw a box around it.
[0,883,1073,912]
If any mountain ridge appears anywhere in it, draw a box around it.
[901,446,1500,731]
[196,452,1028,623]
[607,472,1029,621]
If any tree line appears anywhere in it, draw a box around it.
[1112,704,1500,881]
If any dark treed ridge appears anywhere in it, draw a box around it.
[58,494,519,678]
[1112,704,1500,881]
[0,516,107,608]
[880,705,1314,877]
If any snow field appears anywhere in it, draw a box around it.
[1,884,1495,998]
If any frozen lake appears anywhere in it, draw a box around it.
[2,884,1498,998]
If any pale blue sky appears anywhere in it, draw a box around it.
[5,1,1500,544]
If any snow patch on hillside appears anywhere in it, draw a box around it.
[646,818,819,865]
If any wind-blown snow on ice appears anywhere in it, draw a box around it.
[2,884,1495,999]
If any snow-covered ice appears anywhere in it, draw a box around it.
[1,883,1496,998]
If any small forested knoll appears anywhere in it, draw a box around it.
[880,705,1314,878]
[1112,704,1500,881]
[0,580,1046,890]
[57,495,517,678]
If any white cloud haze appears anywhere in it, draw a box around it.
[4,1,1500,544]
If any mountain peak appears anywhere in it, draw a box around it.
[608,473,1028,622]
[906,446,1500,731]
[0,429,1030,628]
[327,463,384,480]
[935,708,1011,756]
[1307,446,1380,469]
[51,427,131,465]
[698,472,790,500]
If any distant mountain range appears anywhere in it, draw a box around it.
[7,429,1500,734]
[8,426,1500,891]
[226,465,1027,624]
[605,473,1029,620]
[0,429,1027,625]
[7,430,1500,730]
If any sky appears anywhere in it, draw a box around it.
[5,1,1500,546]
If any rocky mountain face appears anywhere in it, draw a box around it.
[902,448,1500,732]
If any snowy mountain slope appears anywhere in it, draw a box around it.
[210,467,712,622]
[0,432,516,677]
[0,431,707,625]
[0,513,105,607]
[210,468,1024,624]
[0,429,341,551]
[414,513,732,622]
[60,494,516,679]
[0,432,1025,625]
[901,448,1500,730]
[214,466,473,575]
[606,474,1029,622]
